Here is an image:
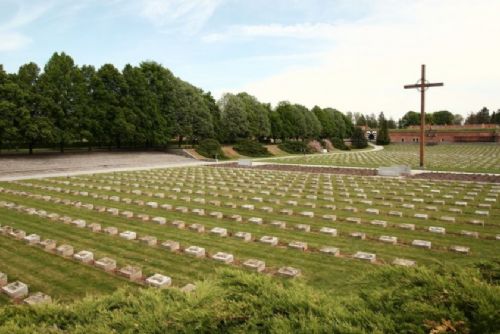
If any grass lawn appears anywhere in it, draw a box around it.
[0,165,498,305]
[266,143,500,173]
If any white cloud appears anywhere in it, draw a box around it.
[0,0,54,52]
[218,0,500,119]
[139,0,223,33]
[203,23,341,42]
[0,31,31,51]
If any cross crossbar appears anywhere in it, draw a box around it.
[404,82,444,89]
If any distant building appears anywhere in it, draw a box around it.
[389,124,499,143]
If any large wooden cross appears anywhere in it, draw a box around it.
[404,64,443,168]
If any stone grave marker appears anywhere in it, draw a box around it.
[370,220,387,227]
[118,265,142,281]
[428,226,446,234]
[23,292,52,305]
[56,244,74,257]
[353,251,376,263]
[319,227,338,236]
[234,231,252,242]
[40,239,56,251]
[259,236,278,246]
[185,246,206,257]
[288,241,308,251]
[23,234,40,245]
[172,220,185,229]
[2,281,28,299]
[412,240,431,249]
[277,267,301,278]
[450,245,470,254]
[161,240,180,251]
[119,231,137,240]
[350,232,366,240]
[212,252,234,264]
[139,236,158,246]
[104,227,118,235]
[296,224,311,232]
[146,274,172,288]
[88,223,102,233]
[74,250,94,263]
[379,235,397,245]
[392,258,416,267]
[319,246,340,256]
[243,259,266,272]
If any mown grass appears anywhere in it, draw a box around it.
[0,165,498,308]
[266,143,500,173]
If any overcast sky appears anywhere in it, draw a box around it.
[1,0,499,119]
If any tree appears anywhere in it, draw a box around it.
[476,107,490,124]
[351,127,368,149]
[218,93,249,142]
[355,114,366,126]
[275,101,306,140]
[16,62,55,154]
[387,118,397,129]
[399,111,420,127]
[300,105,322,139]
[491,110,500,125]
[236,92,270,140]
[432,110,454,125]
[0,65,20,152]
[366,113,378,128]
[453,114,464,125]
[39,52,80,152]
[95,63,136,148]
[376,112,390,145]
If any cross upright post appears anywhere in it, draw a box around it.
[404,65,443,168]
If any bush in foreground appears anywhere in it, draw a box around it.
[233,139,271,157]
[278,141,312,154]
[0,265,498,333]
[195,139,226,159]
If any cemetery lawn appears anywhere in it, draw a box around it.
[265,143,500,173]
[0,165,498,305]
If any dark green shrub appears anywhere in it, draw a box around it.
[233,139,271,157]
[0,266,498,333]
[195,139,226,159]
[278,140,312,154]
[351,127,368,149]
[331,137,350,150]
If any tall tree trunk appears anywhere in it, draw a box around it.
[178,135,183,148]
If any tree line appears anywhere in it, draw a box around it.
[0,52,355,154]
[397,108,500,128]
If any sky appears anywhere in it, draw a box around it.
[0,0,499,120]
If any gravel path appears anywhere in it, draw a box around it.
[0,152,203,181]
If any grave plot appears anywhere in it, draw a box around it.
[266,144,500,173]
[0,165,498,302]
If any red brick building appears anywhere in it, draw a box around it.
[389,124,500,143]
